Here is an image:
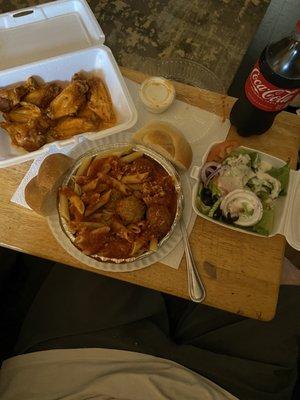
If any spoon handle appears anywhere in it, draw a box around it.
[180,220,206,303]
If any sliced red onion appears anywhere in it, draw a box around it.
[200,162,219,182]
[200,162,222,186]
[206,167,216,175]
[206,167,222,186]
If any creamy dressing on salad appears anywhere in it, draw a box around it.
[197,146,289,235]
[252,171,281,199]
[217,153,256,194]
[220,189,263,227]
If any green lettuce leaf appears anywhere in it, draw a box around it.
[268,164,290,195]
[208,199,222,218]
[249,152,260,169]
[196,196,211,215]
[227,148,259,168]
[196,183,211,215]
[251,208,274,236]
[208,180,222,197]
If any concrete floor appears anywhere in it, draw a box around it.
[0,0,270,90]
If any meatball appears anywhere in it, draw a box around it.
[105,189,123,211]
[146,205,172,238]
[116,195,146,225]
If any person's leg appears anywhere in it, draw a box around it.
[15,263,169,355]
[164,286,300,400]
[1,251,53,362]
[15,261,299,399]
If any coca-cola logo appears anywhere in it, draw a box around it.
[249,68,295,105]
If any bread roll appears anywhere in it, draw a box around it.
[132,121,192,170]
[37,153,73,190]
[25,153,73,216]
[25,176,52,216]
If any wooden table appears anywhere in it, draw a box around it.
[0,68,299,321]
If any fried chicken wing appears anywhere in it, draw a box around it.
[23,76,39,92]
[72,72,86,82]
[47,80,89,120]
[87,78,115,123]
[24,83,61,108]
[49,117,97,140]
[78,103,101,125]
[1,120,47,152]
[0,73,116,152]
[0,86,26,113]
[4,102,42,124]
[0,77,38,112]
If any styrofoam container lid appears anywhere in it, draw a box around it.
[191,142,300,250]
[0,0,138,167]
[0,0,104,71]
[283,169,300,250]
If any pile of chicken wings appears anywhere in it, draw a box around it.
[0,73,116,151]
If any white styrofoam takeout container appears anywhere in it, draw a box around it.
[190,142,300,250]
[0,0,137,167]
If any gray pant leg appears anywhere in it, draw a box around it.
[169,286,300,400]
[14,264,168,354]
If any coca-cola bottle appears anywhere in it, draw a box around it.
[230,21,300,136]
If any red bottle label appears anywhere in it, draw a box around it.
[245,62,300,111]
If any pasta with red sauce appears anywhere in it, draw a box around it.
[59,148,178,260]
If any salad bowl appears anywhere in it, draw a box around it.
[191,141,300,250]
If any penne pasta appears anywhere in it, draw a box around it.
[82,178,99,192]
[72,222,107,229]
[94,146,133,161]
[74,234,86,247]
[74,182,82,196]
[121,151,143,163]
[111,218,130,240]
[61,187,85,215]
[59,192,70,222]
[100,159,112,174]
[137,221,146,229]
[94,153,112,161]
[110,176,128,194]
[111,145,133,157]
[76,156,93,176]
[121,172,149,184]
[89,210,113,223]
[85,190,112,216]
[69,194,85,215]
[97,183,108,193]
[149,237,158,252]
[127,183,144,191]
[90,225,111,236]
[87,157,104,177]
[74,175,89,185]
[127,223,141,234]
[130,239,144,256]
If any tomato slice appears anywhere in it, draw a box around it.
[206,140,239,162]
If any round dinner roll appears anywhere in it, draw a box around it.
[132,121,192,170]
[26,153,73,216]
[37,153,73,190]
[25,176,52,216]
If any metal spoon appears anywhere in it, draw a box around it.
[180,219,206,303]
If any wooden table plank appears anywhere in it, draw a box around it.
[0,68,299,321]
